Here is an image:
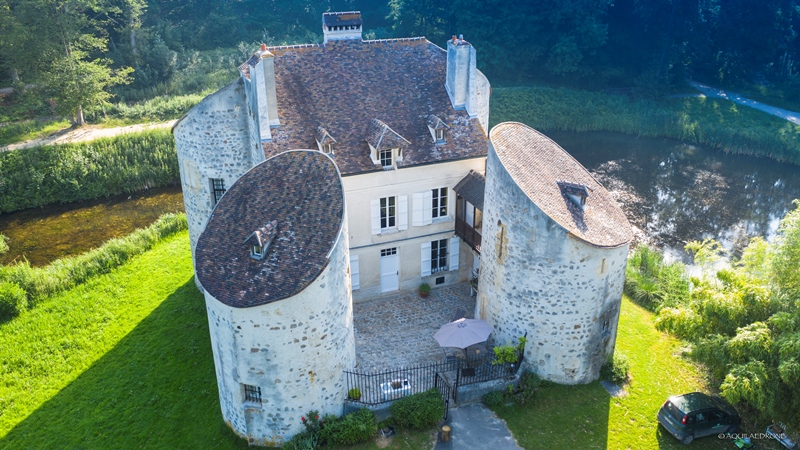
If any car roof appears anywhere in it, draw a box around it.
[669,392,717,412]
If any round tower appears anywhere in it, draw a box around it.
[477,122,632,384]
[195,150,355,445]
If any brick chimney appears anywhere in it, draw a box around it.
[322,11,363,43]
[445,35,478,118]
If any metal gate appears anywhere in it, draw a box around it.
[434,372,452,420]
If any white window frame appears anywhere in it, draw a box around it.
[432,187,448,220]
[421,236,459,276]
[379,148,392,168]
[371,195,408,234]
[431,239,448,273]
[380,196,396,229]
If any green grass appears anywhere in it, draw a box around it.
[0,119,71,146]
[494,297,783,449]
[0,231,247,448]
[491,86,800,165]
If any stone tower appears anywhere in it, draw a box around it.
[195,150,356,445]
[477,122,632,384]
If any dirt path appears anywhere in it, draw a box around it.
[1,120,178,151]
[690,81,800,125]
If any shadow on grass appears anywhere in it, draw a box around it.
[494,381,611,448]
[0,280,249,449]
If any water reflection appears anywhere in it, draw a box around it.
[548,131,800,261]
[0,186,184,266]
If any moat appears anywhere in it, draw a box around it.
[1,131,799,266]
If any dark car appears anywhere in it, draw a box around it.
[657,392,741,444]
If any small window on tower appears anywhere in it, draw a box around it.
[211,178,226,205]
[243,384,262,406]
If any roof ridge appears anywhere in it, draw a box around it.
[362,37,426,44]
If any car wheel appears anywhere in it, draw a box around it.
[681,434,694,445]
[726,425,739,434]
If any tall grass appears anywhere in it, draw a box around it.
[0,119,71,147]
[0,128,179,214]
[0,213,187,320]
[87,92,208,124]
[624,244,690,311]
[491,86,800,165]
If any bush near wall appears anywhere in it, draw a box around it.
[0,129,179,214]
[490,87,800,165]
[0,213,187,321]
[318,408,377,446]
[389,388,445,430]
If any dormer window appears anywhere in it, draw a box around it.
[427,115,450,145]
[244,220,279,260]
[365,119,409,170]
[315,126,336,154]
[557,181,592,211]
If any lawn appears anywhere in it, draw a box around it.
[0,119,71,147]
[0,232,784,449]
[493,297,784,449]
[0,231,247,448]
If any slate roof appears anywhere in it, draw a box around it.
[453,170,485,210]
[489,122,632,248]
[323,11,363,27]
[195,151,345,308]
[365,119,410,151]
[427,115,450,130]
[241,38,488,175]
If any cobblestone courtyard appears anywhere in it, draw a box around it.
[353,282,477,372]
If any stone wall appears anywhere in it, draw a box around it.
[203,222,356,446]
[174,80,256,261]
[477,144,628,385]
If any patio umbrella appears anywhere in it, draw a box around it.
[433,318,493,349]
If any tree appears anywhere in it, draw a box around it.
[43,46,131,125]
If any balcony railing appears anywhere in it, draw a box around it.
[455,217,481,254]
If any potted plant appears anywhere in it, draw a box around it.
[419,283,431,298]
[348,387,362,401]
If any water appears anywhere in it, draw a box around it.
[549,131,800,261]
[0,186,184,266]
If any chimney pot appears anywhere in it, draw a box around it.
[260,43,267,52]
[452,35,457,43]
[459,34,464,40]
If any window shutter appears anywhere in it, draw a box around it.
[420,242,432,277]
[350,255,360,290]
[449,237,460,272]
[370,199,380,235]
[398,195,408,230]
[412,192,424,226]
[422,190,433,225]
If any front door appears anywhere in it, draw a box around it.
[380,247,399,293]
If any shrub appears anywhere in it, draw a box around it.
[389,388,444,430]
[283,431,318,450]
[0,281,27,321]
[600,352,631,385]
[0,213,187,310]
[0,129,179,214]
[347,387,362,400]
[483,390,505,407]
[0,233,8,255]
[319,408,377,446]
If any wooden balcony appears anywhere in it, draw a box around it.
[455,217,481,254]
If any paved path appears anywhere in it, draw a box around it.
[690,81,800,125]
[1,120,177,151]
[353,283,476,372]
[435,403,522,450]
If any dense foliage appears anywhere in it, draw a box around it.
[389,388,444,430]
[319,408,377,446]
[0,212,187,321]
[0,129,179,214]
[491,87,800,165]
[600,352,631,385]
[625,201,800,425]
